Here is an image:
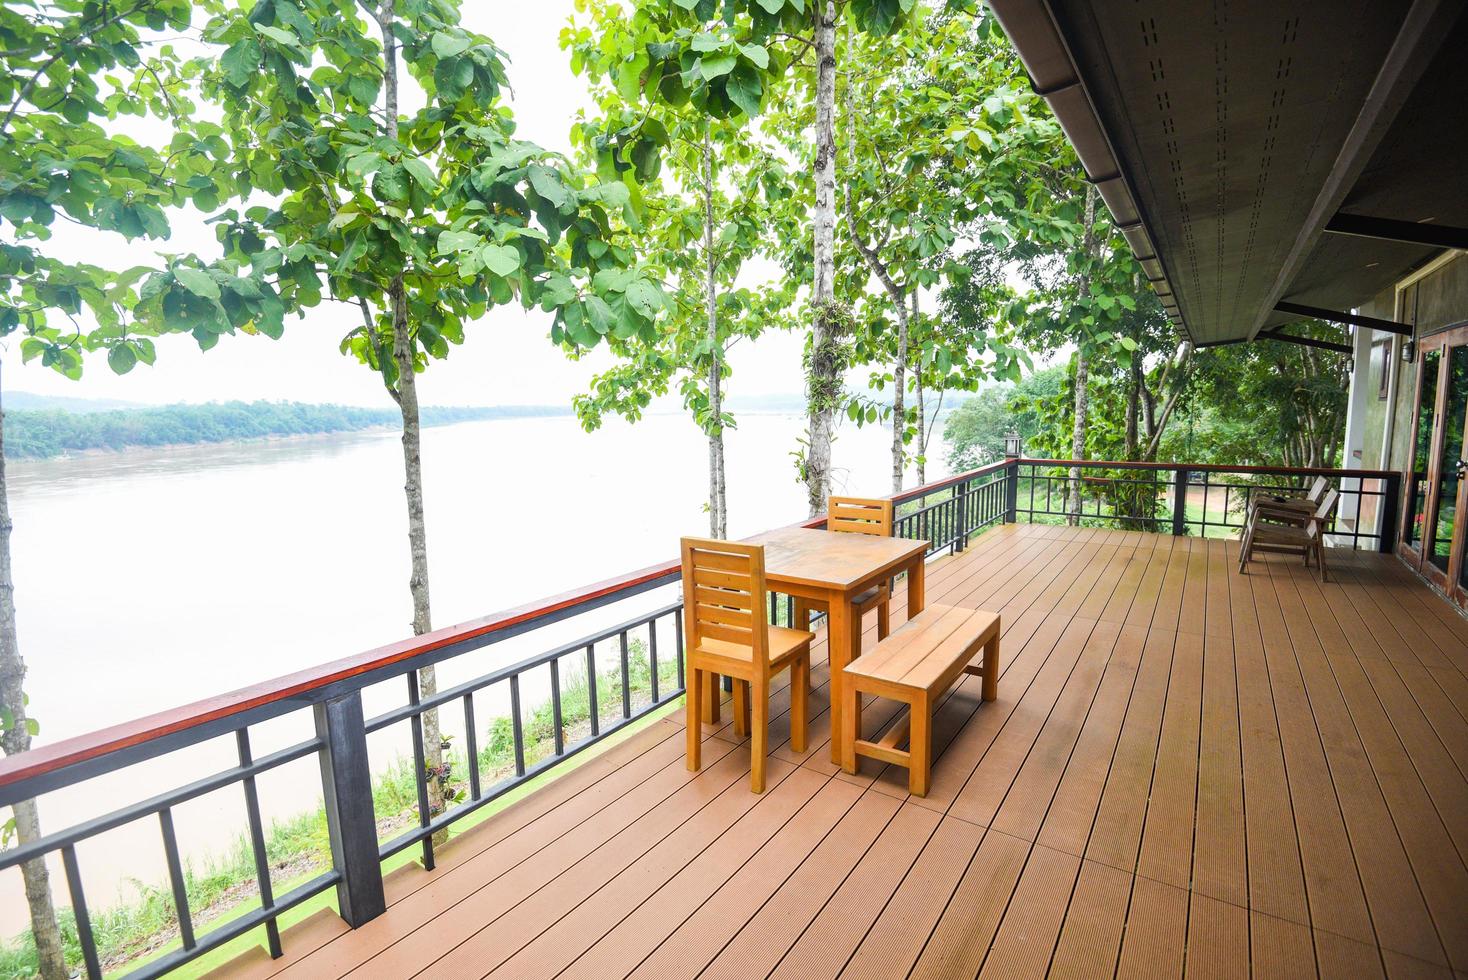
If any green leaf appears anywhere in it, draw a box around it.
[174,267,221,300]
[436,230,480,254]
[738,43,770,69]
[625,279,664,319]
[432,33,473,59]
[220,39,261,88]
[699,54,738,80]
[527,165,571,211]
[481,244,521,277]
[107,344,137,374]
[726,64,763,117]
[403,157,436,190]
[755,0,785,12]
[254,24,300,48]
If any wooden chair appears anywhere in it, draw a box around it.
[1248,475,1328,525]
[1238,489,1340,580]
[681,537,814,793]
[791,497,895,662]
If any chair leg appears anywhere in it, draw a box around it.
[1238,525,1253,573]
[791,656,809,754]
[876,598,890,640]
[909,696,932,797]
[1317,539,1329,582]
[750,679,769,794]
[792,597,809,631]
[731,679,749,739]
[686,668,703,772]
[702,671,721,725]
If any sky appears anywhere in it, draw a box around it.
[9,3,815,409]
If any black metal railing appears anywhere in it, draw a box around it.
[0,567,683,979]
[892,460,1014,555]
[1013,459,1401,552]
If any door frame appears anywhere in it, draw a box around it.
[1399,322,1468,606]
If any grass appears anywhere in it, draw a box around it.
[1,638,681,979]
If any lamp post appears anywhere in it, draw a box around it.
[1003,432,1023,459]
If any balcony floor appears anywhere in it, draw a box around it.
[221,524,1468,980]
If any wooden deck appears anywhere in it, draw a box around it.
[221,524,1468,980]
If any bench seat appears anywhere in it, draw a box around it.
[840,604,1000,796]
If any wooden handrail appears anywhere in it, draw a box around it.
[1018,458,1402,480]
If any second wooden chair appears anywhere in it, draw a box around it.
[681,537,814,793]
[791,496,895,663]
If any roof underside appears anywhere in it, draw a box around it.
[990,0,1468,346]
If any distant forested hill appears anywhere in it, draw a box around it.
[3,401,569,459]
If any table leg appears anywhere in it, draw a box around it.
[826,595,852,766]
[908,555,926,619]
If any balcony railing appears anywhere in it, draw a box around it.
[0,457,1400,978]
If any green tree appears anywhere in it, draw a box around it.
[944,365,1062,469]
[566,0,916,516]
[563,2,795,537]
[1,2,288,972]
[198,0,666,820]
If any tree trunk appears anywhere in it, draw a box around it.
[1066,185,1099,526]
[702,132,727,539]
[380,1,443,826]
[804,0,838,517]
[911,292,927,486]
[0,366,67,980]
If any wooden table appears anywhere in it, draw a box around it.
[743,525,929,764]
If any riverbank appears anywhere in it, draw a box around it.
[2,401,571,460]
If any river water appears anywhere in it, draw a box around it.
[1,412,949,927]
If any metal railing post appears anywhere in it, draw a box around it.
[1004,460,1020,523]
[314,691,386,927]
[1379,472,1402,553]
[954,480,969,552]
[1171,468,1189,536]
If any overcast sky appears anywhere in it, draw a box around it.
[9,4,815,409]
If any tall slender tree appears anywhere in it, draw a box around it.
[563,4,794,536]
[201,0,665,819]
[2,3,285,972]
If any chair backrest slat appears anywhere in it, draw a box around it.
[1306,475,1329,503]
[1308,489,1340,540]
[681,537,770,663]
[828,496,894,537]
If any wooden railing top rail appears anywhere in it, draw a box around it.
[1020,458,1402,480]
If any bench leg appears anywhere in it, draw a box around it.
[841,676,861,775]
[909,695,931,797]
[982,633,1000,703]
[876,598,890,640]
[792,597,809,630]
[686,667,703,772]
[791,656,809,754]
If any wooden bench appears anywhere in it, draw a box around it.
[839,604,1000,796]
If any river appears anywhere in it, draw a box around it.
[1,411,951,927]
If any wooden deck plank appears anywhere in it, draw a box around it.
[206,524,1468,980]
[1114,874,1188,980]
[1184,892,1250,980]
[839,815,984,980]
[698,791,902,980]
[1047,859,1131,980]
[766,802,939,980]
[975,843,1080,979]
[628,777,865,980]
